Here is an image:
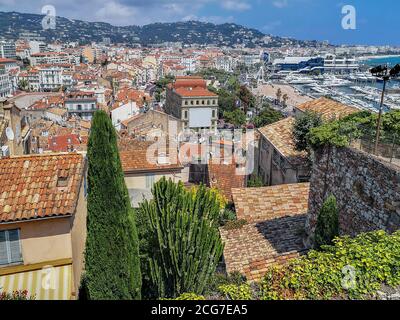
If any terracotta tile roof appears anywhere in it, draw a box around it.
[208,163,246,201]
[174,87,217,97]
[0,153,85,223]
[296,97,358,120]
[258,117,307,164]
[46,107,67,117]
[220,183,310,281]
[0,58,17,64]
[119,140,183,173]
[48,134,83,152]
[232,183,310,223]
[220,216,307,281]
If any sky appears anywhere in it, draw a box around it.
[0,0,399,45]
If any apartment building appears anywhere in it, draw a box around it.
[0,153,87,300]
[0,58,19,73]
[30,52,75,66]
[0,66,12,98]
[0,41,17,59]
[65,91,98,121]
[165,76,218,131]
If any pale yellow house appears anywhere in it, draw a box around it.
[0,153,87,300]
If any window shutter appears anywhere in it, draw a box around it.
[8,229,22,264]
[0,231,8,265]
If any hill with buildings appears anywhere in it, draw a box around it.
[0,11,323,48]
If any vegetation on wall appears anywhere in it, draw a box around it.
[314,195,339,249]
[83,110,141,300]
[213,230,400,300]
[308,110,400,149]
[137,178,224,299]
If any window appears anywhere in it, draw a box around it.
[184,100,188,105]
[184,110,188,119]
[0,229,23,266]
[196,100,199,105]
[145,174,155,189]
[212,109,216,118]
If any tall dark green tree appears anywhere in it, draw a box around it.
[83,110,141,300]
[314,195,339,249]
[138,178,224,299]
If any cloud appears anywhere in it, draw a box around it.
[182,14,234,24]
[0,0,221,26]
[272,0,288,8]
[221,0,252,11]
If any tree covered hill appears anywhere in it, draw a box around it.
[0,11,322,48]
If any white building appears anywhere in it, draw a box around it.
[111,101,139,131]
[30,52,74,66]
[324,55,359,73]
[0,66,12,98]
[0,41,17,59]
[65,91,98,121]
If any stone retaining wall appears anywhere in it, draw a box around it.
[305,146,400,243]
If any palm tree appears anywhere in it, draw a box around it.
[18,79,29,92]
[276,88,282,105]
[282,93,289,107]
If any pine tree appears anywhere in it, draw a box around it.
[138,177,224,299]
[82,110,141,300]
[314,195,339,249]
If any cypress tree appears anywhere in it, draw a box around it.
[82,110,141,300]
[314,195,339,249]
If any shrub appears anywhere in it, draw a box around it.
[247,175,264,187]
[259,230,400,300]
[138,178,224,299]
[293,111,323,152]
[218,284,253,300]
[219,208,237,226]
[174,293,205,300]
[0,290,35,300]
[314,195,339,249]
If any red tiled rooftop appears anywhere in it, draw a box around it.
[208,162,246,201]
[221,183,310,281]
[119,140,183,173]
[232,183,310,223]
[0,153,85,223]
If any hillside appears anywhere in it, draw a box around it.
[0,11,322,48]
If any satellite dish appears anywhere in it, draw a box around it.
[5,127,14,141]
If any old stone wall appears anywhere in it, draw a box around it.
[305,146,400,242]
